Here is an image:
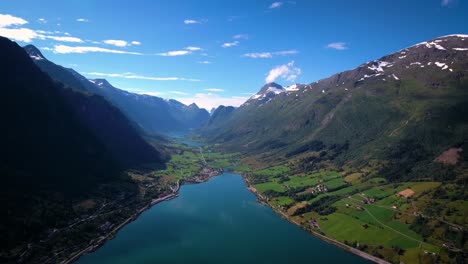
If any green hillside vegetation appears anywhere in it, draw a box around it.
[200,35,468,263]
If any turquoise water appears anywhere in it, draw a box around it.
[167,132,203,147]
[77,173,367,264]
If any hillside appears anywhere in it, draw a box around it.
[201,35,468,166]
[200,35,468,263]
[24,45,210,135]
[0,36,164,259]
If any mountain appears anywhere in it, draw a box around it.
[201,34,468,169]
[23,45,210,135]
[246,82,286,106]
[209,107,217,116]
[199,34,468,263]
[0,37,164,254]
[203,105,236,128]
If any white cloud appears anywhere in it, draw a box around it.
[243,52,272,58]
[46,35,83,43]
[0,14,28,27]
[265,61,301,83]
[204,88,224,92]
[103,39,128,47]
[84,72,200,82]
[0,14,84,43]
[233,34,248,39]
[131,41,141,45]
[326,42,347,50]
[76,18,89,22]
[37,18,47,24]
[0,27,39,42]
[185,46,202,51]
[222,41,239,48]
[157,50,191,56]
[269,2,283,9]
[169,91,189,95]
[243,49,298,58]
[53,45,143,55]
[176,93,249,110]
[184,19,202,24]
[198,61,211,64]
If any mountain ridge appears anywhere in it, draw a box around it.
[200,34,468,164]
[23,45,210,135]
[0,36,166,256]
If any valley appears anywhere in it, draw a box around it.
[1,2,467,263]
[13,139,230,264]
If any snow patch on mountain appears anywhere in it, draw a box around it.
[285,84,300,92]
[29,54,44,60]
[368,61,392,73]
[266,86,285,94]
[435,61,451,71]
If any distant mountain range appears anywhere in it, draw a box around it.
[24,45,209,135]
[201,34,468,177]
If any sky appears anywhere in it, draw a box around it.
[1,0,467,110]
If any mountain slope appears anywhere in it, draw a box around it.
[89,79,210,134]
[0,36,163,254]
[24,45,210,135]
[201,34,468,169]
[199,35,468,263]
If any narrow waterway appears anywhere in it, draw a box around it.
[76,172,367,264]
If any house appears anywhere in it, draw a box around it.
[363,197,376,204]
[397,189,415,198]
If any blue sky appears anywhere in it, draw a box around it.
[1,0,467,109]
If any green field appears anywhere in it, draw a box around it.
[254,180,286,193]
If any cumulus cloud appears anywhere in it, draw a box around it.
[37,18,47,24]
[84,71,200,82]
[103,39,128,47]
[76,18,89,22]
[222,41,239,48]
[157,46,201,56]
[0,14,28,27]
[131,41,141,45]
[52,45,143,55]
[198,61,211,64]
[0,14,85,43]
[176,93,249,110]
[326,42,347,50]
[243,49,298,58]
[265,61,301,83]
[0,27,39,42]
[269,2,283,9]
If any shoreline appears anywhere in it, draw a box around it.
[63,170,222,264]
[241,176,390,264]
[65,169,388,264]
